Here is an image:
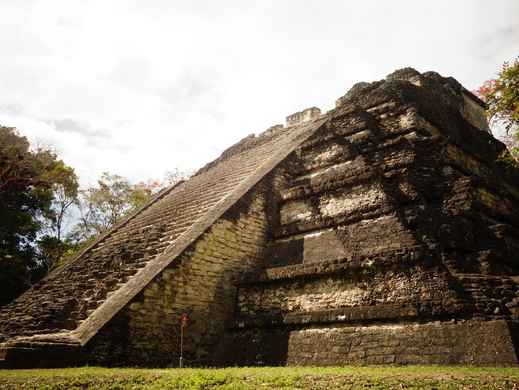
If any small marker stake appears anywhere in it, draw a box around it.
[179,313,189,368]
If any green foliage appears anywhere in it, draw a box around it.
[0,126,78,305]
[70,173,158,243]
[0,125,187,305]
[477,56,519,159]
[44,160,79,239]
[37,159,79,272]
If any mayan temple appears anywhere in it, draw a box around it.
[2,68,519,368]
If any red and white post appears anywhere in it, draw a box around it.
[179,313,189,368]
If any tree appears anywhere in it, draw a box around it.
[0,126,188,306]
[0,126,77,305]
[164,168,190,187]
[70,169,191,244]
[476,57,519,159]
[70,173,162,243]
[35,159,79,272]
[45,161,79,241]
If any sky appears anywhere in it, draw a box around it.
[0,1,517,186]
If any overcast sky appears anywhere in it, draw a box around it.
[0,1,517,185]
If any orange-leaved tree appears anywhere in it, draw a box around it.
[476,57,519,159]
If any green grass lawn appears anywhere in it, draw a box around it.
[1,366,519,389]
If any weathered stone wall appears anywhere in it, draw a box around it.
[268,105,446,264]
[86,184,271,367]
[238,264,463,320]
[224,320,518,366]
[225,69,519,367]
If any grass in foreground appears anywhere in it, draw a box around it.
[1,366,519,389]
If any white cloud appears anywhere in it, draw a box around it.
[0,0,517,185]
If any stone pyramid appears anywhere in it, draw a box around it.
[1,68,519,367]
